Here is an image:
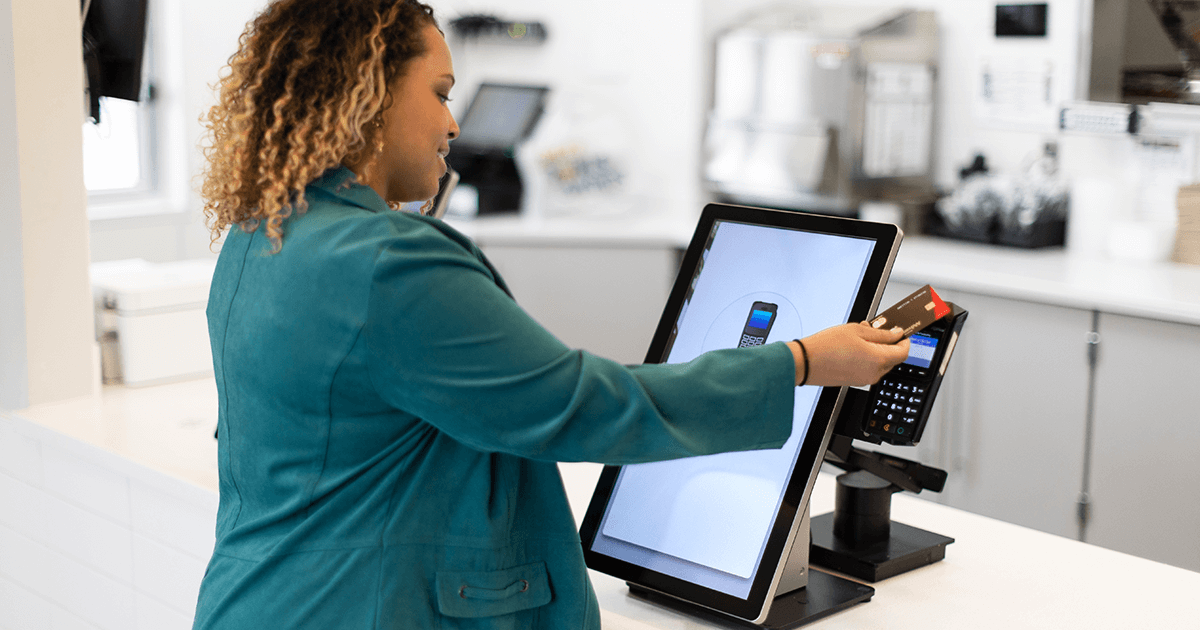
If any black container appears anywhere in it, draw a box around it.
[994,216,1067,248]
[924,205,1066,249]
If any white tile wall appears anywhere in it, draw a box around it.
[0,415,217,630]
[134,593,193,630]
[41,448,132,527]
[0,472,47,542]
[36,540,136,630]
[0,574,53,630]
[43,493,135,584]
[132,535,206,616]
[47,607,102,630]
[129,479,216,561]
[0,424,42,487]
[0,526,51,598]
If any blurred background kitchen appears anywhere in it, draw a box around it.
[55,0,1200,263]
[4,0,1200,627]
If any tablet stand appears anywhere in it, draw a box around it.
[811,430,955,582]
[627,503,874,629]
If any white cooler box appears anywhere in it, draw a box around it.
[90,258,218,387]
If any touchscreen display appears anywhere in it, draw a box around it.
[587,219,876,598]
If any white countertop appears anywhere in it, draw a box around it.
[557,462,1200,630]
[454,214,1200,326]
[8,378,221,493]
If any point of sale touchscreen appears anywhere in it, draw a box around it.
[587,217,876,598]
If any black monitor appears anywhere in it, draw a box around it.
[446,83,549,214]
[454,83,548,151]
[82,0,149,122]
[579,203,902,624]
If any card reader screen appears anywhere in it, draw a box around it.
[904,332,938,369]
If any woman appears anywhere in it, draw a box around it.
[194,1,909,628]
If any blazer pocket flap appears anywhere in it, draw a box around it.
[435,561,552,618]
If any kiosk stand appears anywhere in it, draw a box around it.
[628,513,876,629]
[812,416,955,582]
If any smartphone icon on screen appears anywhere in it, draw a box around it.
[738,302,778,347]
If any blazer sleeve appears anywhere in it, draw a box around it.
[362,222,797,464]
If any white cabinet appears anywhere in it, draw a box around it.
[874,281,1092,539]
[478,244,680,364]
[1088,314,1200,572]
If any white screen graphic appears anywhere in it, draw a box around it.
[591,220,875,597]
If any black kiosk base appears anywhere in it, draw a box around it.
[811,513,953,583]
[808,468,954,582]
[811,433,955,583]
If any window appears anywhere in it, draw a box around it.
[82,94,156,196]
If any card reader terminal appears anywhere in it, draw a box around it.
[863,303,967,445]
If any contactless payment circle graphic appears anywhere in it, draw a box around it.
[702,292,803,354]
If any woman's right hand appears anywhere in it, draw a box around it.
[787,322,910,387]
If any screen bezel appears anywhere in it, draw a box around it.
[579,203,901,623]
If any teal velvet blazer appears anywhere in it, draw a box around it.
[193,167,797,629]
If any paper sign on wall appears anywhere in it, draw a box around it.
[975,55,1058,130]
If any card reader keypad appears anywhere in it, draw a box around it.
[865,364,930,440]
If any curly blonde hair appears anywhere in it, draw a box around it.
[201,0,437,249]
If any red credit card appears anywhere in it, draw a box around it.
[929,286,950,320]
[870,284,950,337]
